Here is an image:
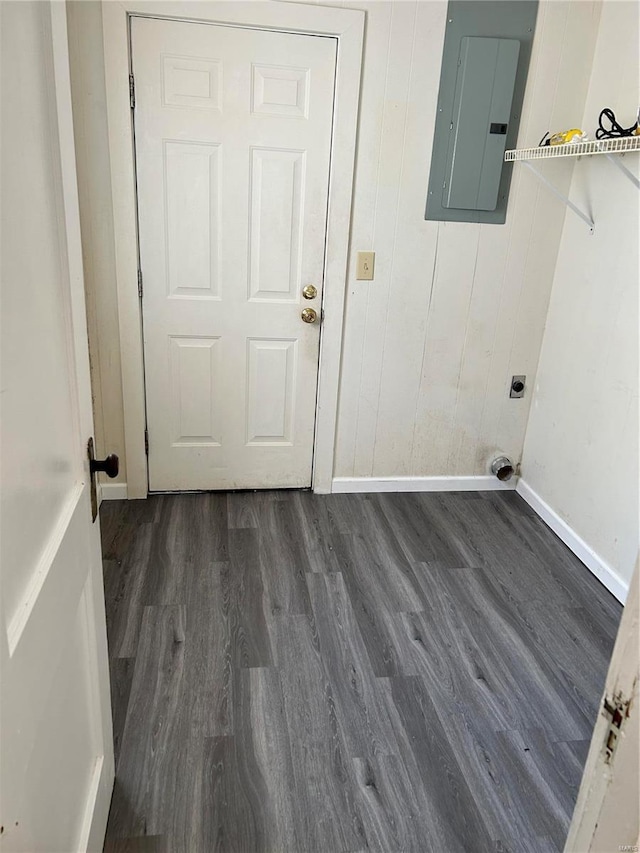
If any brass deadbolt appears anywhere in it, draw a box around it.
[302,284,317,300]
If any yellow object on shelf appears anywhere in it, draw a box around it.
[549,128,587,146]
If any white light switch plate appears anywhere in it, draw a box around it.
[356,251,375,280]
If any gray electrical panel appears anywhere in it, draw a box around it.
[426,0,538,225]
[444,37,520,211]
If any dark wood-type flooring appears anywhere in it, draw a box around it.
[101,490,621,853]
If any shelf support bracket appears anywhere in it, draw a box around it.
[602,152,640,190]
[522,161,595,233]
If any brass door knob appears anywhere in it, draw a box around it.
[302,284,317,300]
[301,307,318,324]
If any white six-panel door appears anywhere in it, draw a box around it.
[0,3,113,850]
[132,17,336,491]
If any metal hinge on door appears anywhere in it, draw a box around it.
[129,74,135,110]
[144,428,149,456]
[138,269,143,298]
[602,691,631,763]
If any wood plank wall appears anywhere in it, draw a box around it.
[330,0,601,478]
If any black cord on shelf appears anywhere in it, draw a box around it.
[595,107,639,139]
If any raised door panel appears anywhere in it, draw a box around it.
[162,54,222,111]
[170,336,222,445]
[246,338,297,445]
[165,141,221,299]
[24,594,96,846]
[251,64,310,118]
[249,148,306,302]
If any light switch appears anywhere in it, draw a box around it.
[357,251,375,280]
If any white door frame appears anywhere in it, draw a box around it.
[102,0,364,498]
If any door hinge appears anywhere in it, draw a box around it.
[144,428,149,456]
[137,268,143,298]
[129,74,135,110]
[602,692,631,763]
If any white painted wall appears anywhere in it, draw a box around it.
[68,0,603,486]
[520,0,639,592]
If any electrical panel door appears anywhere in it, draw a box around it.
[443,37,520,211]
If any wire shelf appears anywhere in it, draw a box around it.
[504,136,640,162]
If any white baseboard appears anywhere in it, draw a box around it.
[516,479,628,604]
[99,482,128,501]
[331,475,517,494]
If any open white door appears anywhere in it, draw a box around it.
[565,558,639,852]
[1,2,114,850]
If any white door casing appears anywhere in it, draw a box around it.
[102,1,364,497]
[133,17,336,491]
[0,3,114,850]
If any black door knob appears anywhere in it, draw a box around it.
[90,453,119,479]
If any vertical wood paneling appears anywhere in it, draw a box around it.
[410,221,481,475]
[371,1,445,477]
[352,0,419,477]
[333,0,603,479]
[444,0,568,474]
[490,1,601,465]
[446,219,513,475]
[333,0,394,477]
